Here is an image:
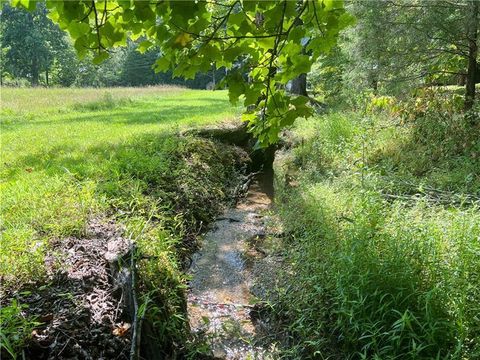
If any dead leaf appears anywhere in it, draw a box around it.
[112,322,131,337]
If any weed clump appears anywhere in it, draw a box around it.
[72,92,133,111]
[0,300,40,359]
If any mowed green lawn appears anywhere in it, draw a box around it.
[0,87,240,286]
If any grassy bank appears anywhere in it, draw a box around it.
[0,87,243,356]
[273,106,480,358]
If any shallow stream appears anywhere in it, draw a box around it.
[187,170,274,359]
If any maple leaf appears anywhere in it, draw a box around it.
[174,32,193,47]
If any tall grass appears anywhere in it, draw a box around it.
[0,85,183,114]
[273,109,480,359]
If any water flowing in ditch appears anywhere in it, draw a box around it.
[187,170,275,359]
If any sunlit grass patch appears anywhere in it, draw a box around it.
[0,85,184,114]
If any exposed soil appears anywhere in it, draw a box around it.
[187,171,280,359]
[1,220,132,360]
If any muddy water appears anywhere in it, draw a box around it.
[187,171,274,359]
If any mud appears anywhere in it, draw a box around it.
[187,171,278,359]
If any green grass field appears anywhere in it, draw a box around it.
[0,87,240,287]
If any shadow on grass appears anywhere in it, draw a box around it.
[0,96,233,129]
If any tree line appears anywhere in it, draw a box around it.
[0,3,223,89]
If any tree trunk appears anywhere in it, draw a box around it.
[371,75,379,95]
[464,0,478,113]
[289,4,308,97]
[31,57,39,87]
[212,67,216,90]
[46,68,49,87]
[289,73,308,96]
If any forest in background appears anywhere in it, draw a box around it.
[0,2,223,88]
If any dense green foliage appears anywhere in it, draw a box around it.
[310,0,479,111]
[120,43,224,88]
[0,3,73,86]
[0,300,39,359]
[272,98,480,358]
[0,3,223,88]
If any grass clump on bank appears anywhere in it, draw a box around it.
[0,87,244,357]
[273,103,480,359]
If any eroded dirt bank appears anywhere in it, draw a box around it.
[187,170,279,359]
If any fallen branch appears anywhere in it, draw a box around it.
[233,170,262,201]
